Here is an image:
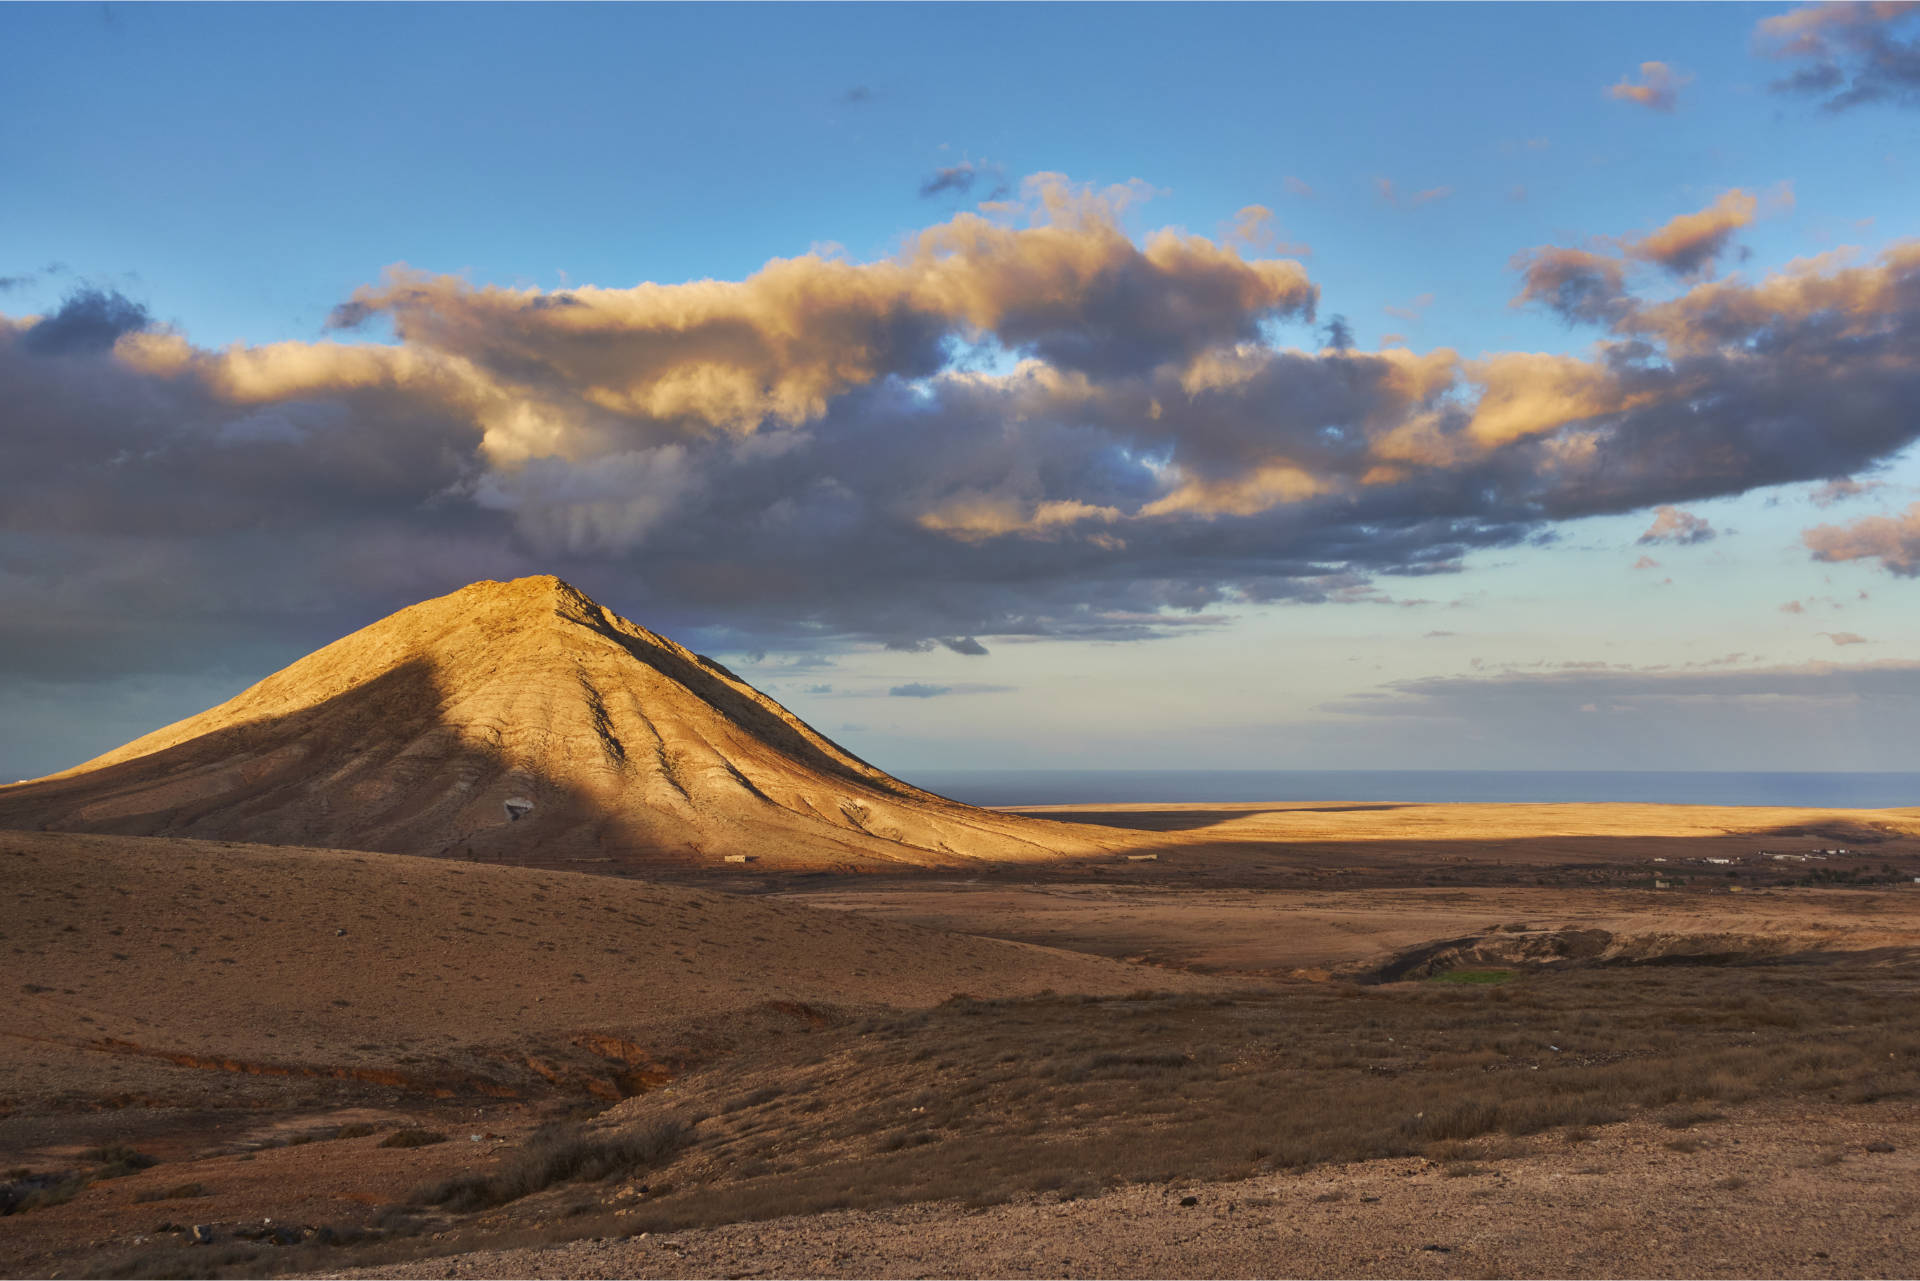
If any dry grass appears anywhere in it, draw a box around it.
[565,961,1920,1238]
[58,959,1920,1277]
[377,1129,447,1149]
[132,1183,209,1204]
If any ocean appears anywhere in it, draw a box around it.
[904,770,1920,810]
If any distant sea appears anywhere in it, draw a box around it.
[905,770,1920,810]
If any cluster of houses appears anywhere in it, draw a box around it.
[1756,848,1851,863]
[1643,845,1914,890]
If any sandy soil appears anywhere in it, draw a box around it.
[326,1101,1920,1280]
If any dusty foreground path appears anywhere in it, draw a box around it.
[328,1102,1919,1280]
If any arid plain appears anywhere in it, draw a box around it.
[4,580,1919,1279]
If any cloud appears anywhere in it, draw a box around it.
[840,86,874,105]
[20,287,152,356]
[1809,477,1883,506]
[1383,293,1435,322]
[1632,554,1661,569]
[1623,190,1759,279]
[1327,658,1920,718]
[939,636,989,656]
[804,683,834,694]
[920,162,982,199]
[1508,247,1630,326]
[918,159,1009,202]
[1375,179,1452,208]
[9,178,1920,690]
[889,682,951,698]
[1637,506,1716,545]
[1283,176,1315,198]
[1805,502,1920,575]
[0,274,33,292]
[1818,631,1870,645]
[1756,1,1920,110]
[1318,658,1920,768]
[1781,600,1806,614]
[1514,189,1777,314]
[1608,61,1691,112]
[1225,205,1309,257]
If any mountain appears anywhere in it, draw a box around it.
[0,577,1115,869]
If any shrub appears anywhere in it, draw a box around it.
[412,1117,690,1212]
[81,1146,158,1178]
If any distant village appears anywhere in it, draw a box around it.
[1645,845,1920,891]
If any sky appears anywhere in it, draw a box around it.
[5,1,1920,781]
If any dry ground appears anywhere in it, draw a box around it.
[327,1100,1920,1280]
[776,882,1920,977]
[6,804,1920,1279]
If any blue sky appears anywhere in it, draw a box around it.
[4,2,1920,779]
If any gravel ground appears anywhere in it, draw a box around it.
[321,1100,1920,1279]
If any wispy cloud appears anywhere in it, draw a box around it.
[1637,507,1716,546]
[1755,1,1920,111]
[918,158,1008,201]
[1608,60,1691,112]
[890,682,949,698]
[1809,477,1884,507]
[1375,178,1452,208]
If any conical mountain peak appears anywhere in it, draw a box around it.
[0,579,1108,869]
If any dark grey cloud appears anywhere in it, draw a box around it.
[0,274,33,292]
[917,159,1008,201]
[889,682,950,698]
[1758,2,1920,111]
[919,165,977,198]
[840,85,874,105]
[1510,247,1631,325]
[20,287,151,355]
[940,636,989,656]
